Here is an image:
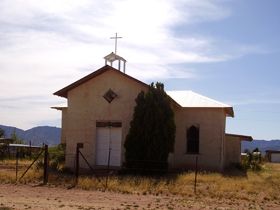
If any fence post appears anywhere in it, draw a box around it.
[75,143,83,184]
[194,156,198,194]
[43,144,49,184]
[28,141,32,157]
[16,149,19,181]
[105,147,111,189]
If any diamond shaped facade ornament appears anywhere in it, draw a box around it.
[103,89,118,103]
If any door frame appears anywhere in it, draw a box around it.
[95,121,122,167]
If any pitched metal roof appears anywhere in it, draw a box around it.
[8,144,42,148]
[53,65,234,117]
[167,90,234,117]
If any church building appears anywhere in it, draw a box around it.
[53,52,252,171]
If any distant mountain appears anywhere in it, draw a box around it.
[1,124,279,151]
[0,124,61,146]
[242,140,280,154]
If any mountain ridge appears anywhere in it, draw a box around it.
[241,139,280,154]
[0,124,60,146]
[1,124,279,152]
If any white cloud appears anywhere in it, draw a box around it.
[0,0,262,128]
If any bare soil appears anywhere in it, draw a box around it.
[0,183,279,210]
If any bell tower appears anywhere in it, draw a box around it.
[104,33,126,73]
[104,52,127,73]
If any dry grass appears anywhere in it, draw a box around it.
[0,159,33,166]
[1,160,280,204]
[76,163,280,202]
[0,159,42,183]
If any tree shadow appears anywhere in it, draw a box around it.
[222,165,248,178]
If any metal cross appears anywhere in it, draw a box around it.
[110,33,122,54]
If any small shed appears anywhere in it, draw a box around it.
[225,133,253,167]
[0,141,41,157]
[266,150,280,163]
[7,144,42,156]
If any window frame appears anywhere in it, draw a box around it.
[186,125,200,154]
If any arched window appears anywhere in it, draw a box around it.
[186,125,199,154]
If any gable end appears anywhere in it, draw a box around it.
[53,65,149,98]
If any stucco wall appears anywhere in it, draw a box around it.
[170,108,226,171]
[224,135,241,167]
[64,69,148,168]
[59,68,229,171]
[60,108,67,144]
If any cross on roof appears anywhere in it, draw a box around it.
[110,33,122,54]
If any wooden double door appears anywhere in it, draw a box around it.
[95,122,122,167]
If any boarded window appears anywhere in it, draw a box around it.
[186,126,199,154]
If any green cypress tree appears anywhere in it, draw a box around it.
[124,82,176,170]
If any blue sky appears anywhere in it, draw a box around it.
[0,0,279,139]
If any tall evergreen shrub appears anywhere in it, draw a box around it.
[124,82,176,170]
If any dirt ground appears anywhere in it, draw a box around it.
[0,183,279,210]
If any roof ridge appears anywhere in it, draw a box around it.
[53,65,149,98]
[167,90,231,107]
[190,91,231,107]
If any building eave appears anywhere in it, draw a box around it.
[53,65,181,108]
[226,133,253,141]
[51,106,68,111]
[53,65,149,98]
[226,107,234,118]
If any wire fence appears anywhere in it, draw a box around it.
[0,144,49,183]
[0,142,199,193]
[73,143,199,192]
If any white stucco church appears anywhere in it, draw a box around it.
[53,52,252,171]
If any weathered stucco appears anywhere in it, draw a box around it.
[224,135,241,167]
[170,107,227,171]
[60,108,67,144]
[63,69,148,168]
[55,66,238,171]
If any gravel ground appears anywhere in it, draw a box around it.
[0,183,280,210]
